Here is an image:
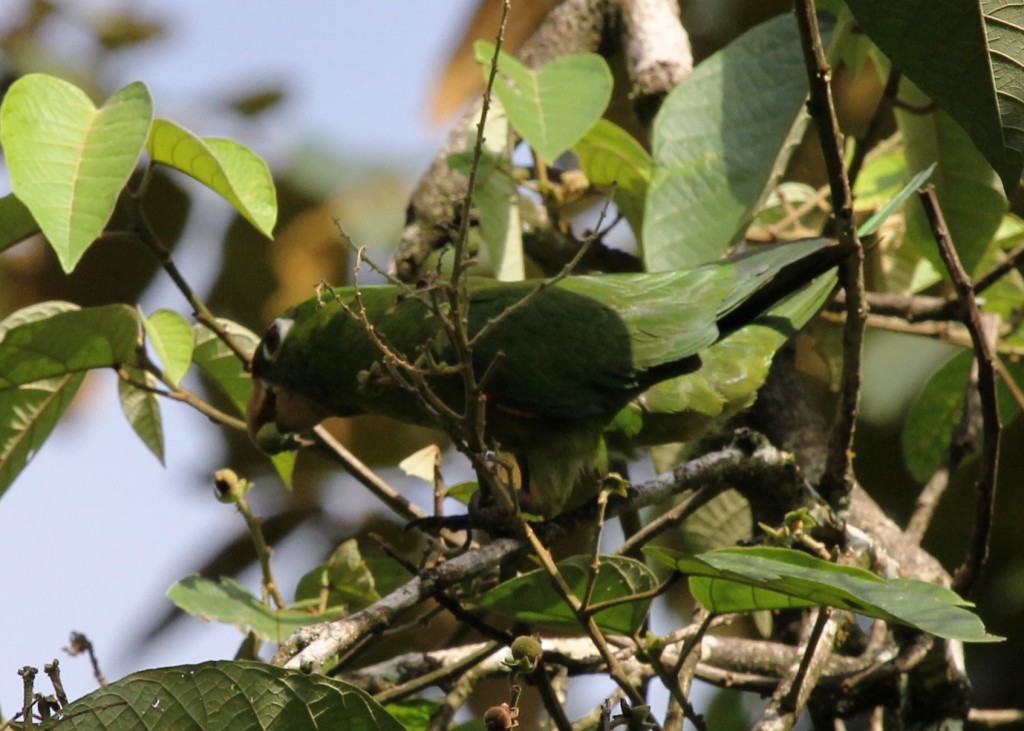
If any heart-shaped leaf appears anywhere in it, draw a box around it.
[574,119,652,235]
[0,74,153,272]
[147,118,277,237]
[475,41,612,162]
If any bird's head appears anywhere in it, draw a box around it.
[247,316,332,453]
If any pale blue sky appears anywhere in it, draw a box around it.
[1,0,477,712]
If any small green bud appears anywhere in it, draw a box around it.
[213,469,252,503]
[504,634,543,673]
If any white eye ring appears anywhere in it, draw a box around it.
[262,318,294,362]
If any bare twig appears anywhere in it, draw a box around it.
[18,666,36,730]
[43,660,67,708]
[519,523,654,720]
[274,537,526,669]
[121,353,248,432]
[828,291,960,323]
[974,240,1024,294]
[127,196,251,365]
[311,426,429,523]
[374,641,501,705]
[967,708,1024,727]
[918,187,1002,596]
[754,609,836,731]
[427,661,489,731]
[64,632,106,686]
[794,0,866,513]
[215,470,287,610]
[534,666,575,731]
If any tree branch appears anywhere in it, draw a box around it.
[793,0,866,513]
[917,187,1002,596]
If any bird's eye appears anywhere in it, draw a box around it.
[261,318,294,363]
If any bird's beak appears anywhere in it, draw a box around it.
[247,377,332,453]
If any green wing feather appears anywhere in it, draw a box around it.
[258,237,840,424]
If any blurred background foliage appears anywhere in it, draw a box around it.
[1,0,1022,722]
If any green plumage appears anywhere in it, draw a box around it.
[249,237,844,515]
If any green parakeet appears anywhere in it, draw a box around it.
[248,237,846,516]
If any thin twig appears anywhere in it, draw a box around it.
[43,660,67,708]
[794,0,866,513]
[582,490,610,611]
[311,426,428,522]
[64,632,107,686]
[918,187,1002,596]
[520,523,655,723]
[229,482,287,610]
[779,608,832,712]
[18,667,36,730]
[468,192,613,349]
[121,356,248,432]
[967,708,1024,727]
[975,240,1024,294]
[127,199,251,364]
[373,641,501,704]
[534,666,575,731]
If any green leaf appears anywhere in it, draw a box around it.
[0,303,87,500]
[118,367,165,465]
[0,74,153,272]
[0,193,40,253]
[49,660,405,731]
[192,321,296,485]
[903,349,1024,482]
[677,489,754,554]
[476,555,656,635]
[449,98,525,281]
[898,82,1008,277]
[0,374,84,500]
[475,41,612,161]
[143,309,194,386]
[845,0,1024,196]
[0,304,139,388]
[644,13,829,270]
[168,575,341,643]
[191,321,258,416]
[902,350,974,483]
[573,119,652,235]
[646,546,1002,643]
[857,164,935,238]
[294,539,380,611]
[0,302,140,496]
[204,138,278,236]
[385,698,443,731]
[147,118,277,237]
